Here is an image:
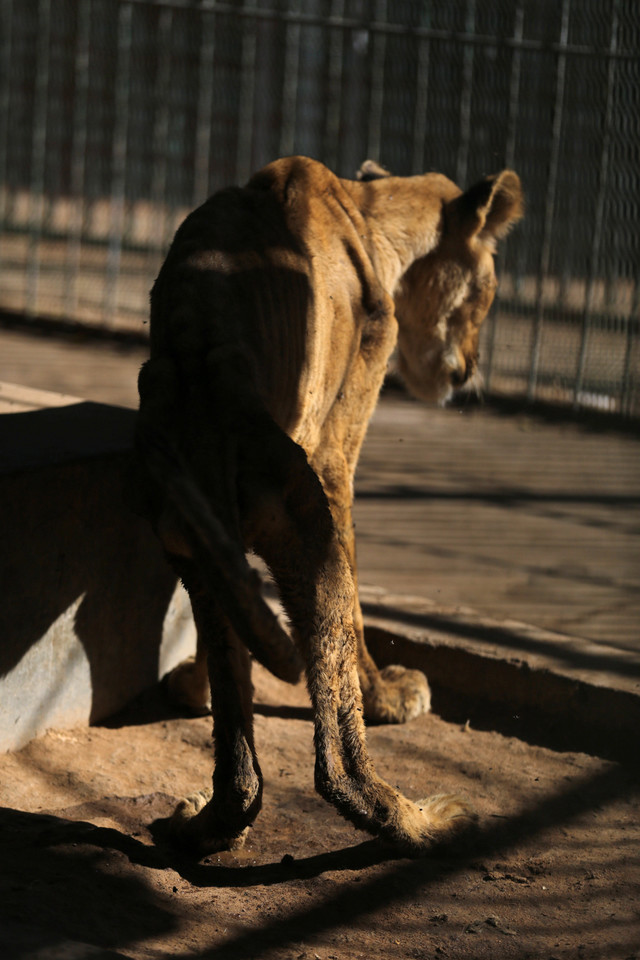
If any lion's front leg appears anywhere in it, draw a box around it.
[164,638,211,715]
[330,492,431,725]
[356,622,431,724]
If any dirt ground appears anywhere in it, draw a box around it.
[1,326,639,958]
[1,660,638,960]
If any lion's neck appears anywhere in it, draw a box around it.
[345,174,461,295]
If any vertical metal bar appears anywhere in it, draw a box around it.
[455,0,476,187]
[325,0,345,171]
[280,0,301,157]
[193,6,216,204]
[338,0,368,176]
[620,280,639,416]
[484,0,524,392]
[527,0,570,402]
[573,0,619,408]
[0,0,14,318]
[367,0,387,162]
[26,0,52,317]
[64,0,91,320]
[235,1,258,184]
[0,0,14,233]
[103,1,133,326]
[411,4,431,175]
[503,3,524,173]
[150,5,173,247]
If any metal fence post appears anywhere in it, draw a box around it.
[325,0,346,171]
[235,0,258,184]
[367,0,387,164]
[26,0,52,318]
[483,0,524,394]
[0,0,13,238]
[103,1,133,326]
[455,0,476,189]
[527,0,570,402]
[410,3,431,175]
[573,0,619,409]
[193,7,217,205]
[63,0,91,320]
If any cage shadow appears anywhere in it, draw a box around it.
[175,762,639,959]
[1,762,636,959]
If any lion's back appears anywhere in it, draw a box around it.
[148,159,345,427]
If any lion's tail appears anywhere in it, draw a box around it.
[134,415,303,687]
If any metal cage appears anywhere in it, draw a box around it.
[1,0,638,414]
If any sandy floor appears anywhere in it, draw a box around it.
[1,662,638,960]
[1,326,639,958]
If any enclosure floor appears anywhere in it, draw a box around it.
[1,325,639,958]
[0,662,638,960]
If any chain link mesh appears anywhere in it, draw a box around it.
[1,0,638,414]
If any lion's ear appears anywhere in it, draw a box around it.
[453,170,524,242]
[356,159,392,182]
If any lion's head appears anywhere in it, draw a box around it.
[385,169,523,404]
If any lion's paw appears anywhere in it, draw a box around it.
[164,656,211,716]
[171,787,213,827]
[168,788,250,854]
[363,664,431,724]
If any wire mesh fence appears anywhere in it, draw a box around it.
[0,0,638,415]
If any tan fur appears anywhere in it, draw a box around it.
[134,156,523,855]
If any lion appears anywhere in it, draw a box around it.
[133,155,523,855]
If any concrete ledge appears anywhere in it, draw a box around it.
[0,382,195,751]
[361,585,640,763]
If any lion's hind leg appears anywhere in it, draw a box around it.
[167,563,262,855]
[322,488,431,726]
[249,429,475,854]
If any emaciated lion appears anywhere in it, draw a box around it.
[133,156,523,855]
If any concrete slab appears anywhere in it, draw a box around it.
[361,585,639,762]
[0,381,138,471]
[0,381,195,751]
